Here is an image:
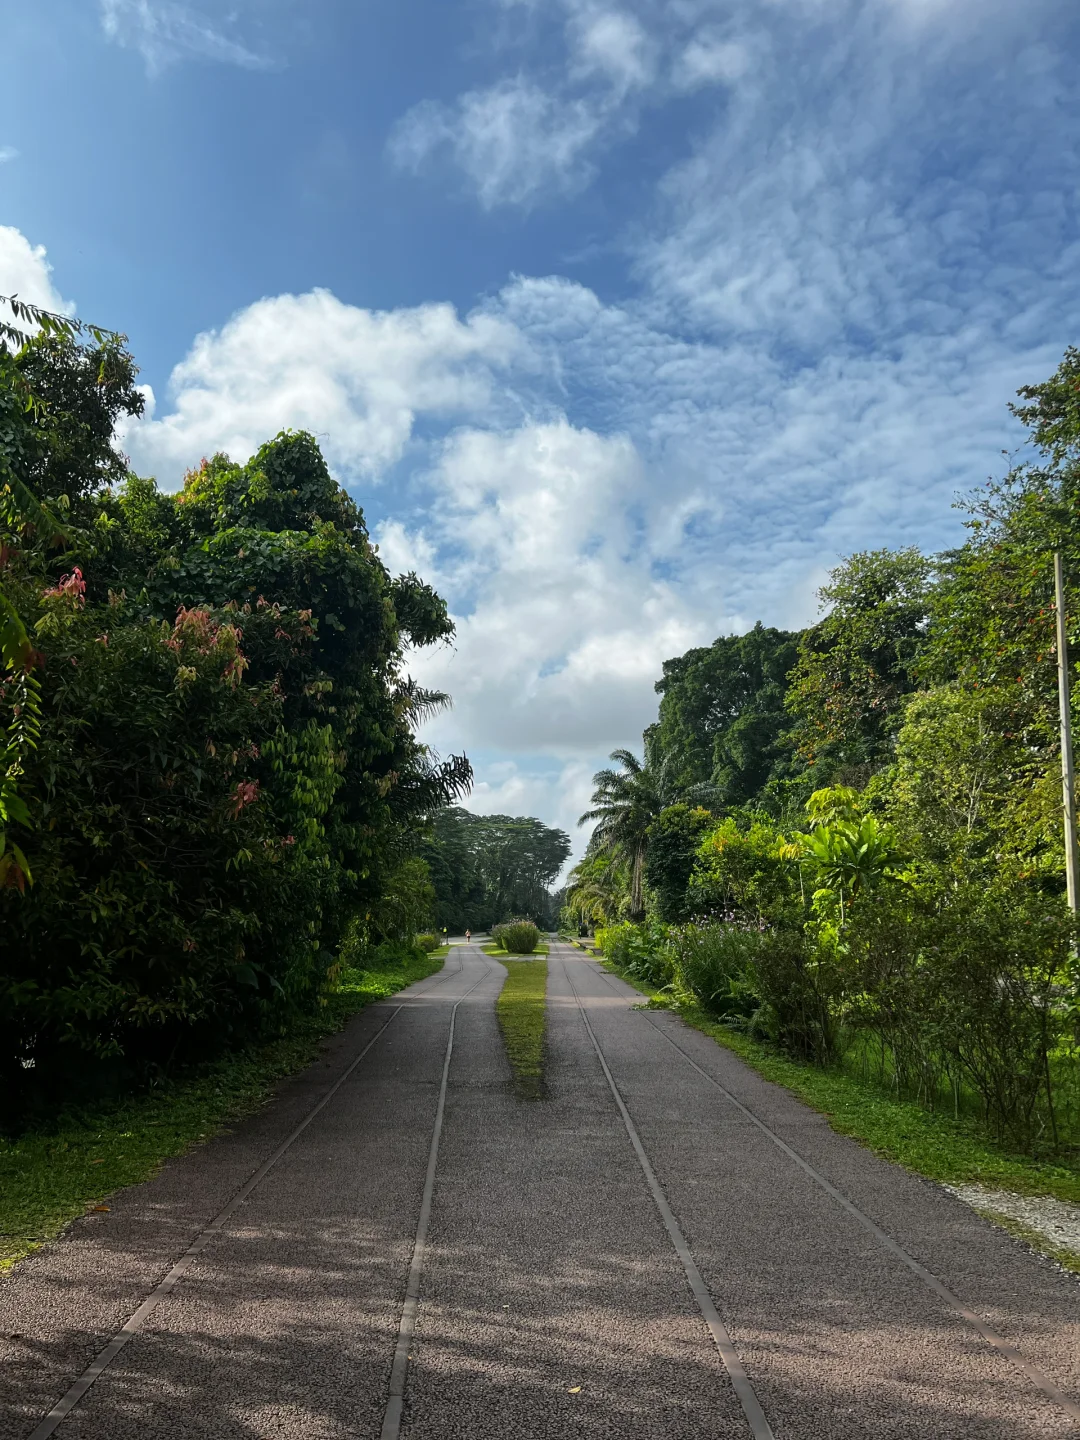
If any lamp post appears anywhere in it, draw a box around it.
[1054,551,1079,915]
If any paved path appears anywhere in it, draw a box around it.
[2,941,1079,1438]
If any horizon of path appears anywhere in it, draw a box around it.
[2,940,1079,1438]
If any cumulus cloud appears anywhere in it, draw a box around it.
[0,226,72,315]
[99,0,272,74]
[122,289,526,487]
[388,418,710,759]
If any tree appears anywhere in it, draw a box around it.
[1,381,470,1107]
[643,804,714,922]
[654,622,805,807]
[787,548,934,781]
[0,295,144,889]
[579,736,682,919]
[422,808,571,931]
[564,849,628,929]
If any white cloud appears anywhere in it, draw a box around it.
[671,32,754,91]
[122,288,525,487]
[389,79,612,210]
[0,227,72,316]
[0,147,17,164]
[569,8,655,91]
[389,4,672,208]
[383,418,711,759]
[99,0,272,74]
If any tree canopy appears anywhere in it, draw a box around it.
[422,807,571,932]
[0,319,469,1117]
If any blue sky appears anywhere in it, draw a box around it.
[2,0,1079,856]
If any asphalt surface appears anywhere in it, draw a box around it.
[2,940,1078,1438]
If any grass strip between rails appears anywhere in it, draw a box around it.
[591,950,1080,1206]
[0,948,446,1274]
[496,957,548,1100]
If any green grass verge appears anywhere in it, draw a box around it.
[594,952,1080,1205]
[0,949,444,1274]
[495,957,548,1100]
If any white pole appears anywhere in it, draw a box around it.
[1054,551,1079,914]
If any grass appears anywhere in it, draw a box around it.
[0,948,445,1274]
[483,941,549,957]
[592,949,1080,1206]
[495,957,548,1100]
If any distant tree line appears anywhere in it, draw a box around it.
[422,807,570,933]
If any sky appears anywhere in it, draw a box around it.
[2,0,1079,863]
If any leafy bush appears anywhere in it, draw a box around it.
[595,920,670,985]
[688,815,801,926]
[502,920,540,954]
[490,923,509,950]
[0,352,471,1122]
[369,938,427,968]
[416,932,440,953]
[665,924,760,1023]
[843,876,1079,1147]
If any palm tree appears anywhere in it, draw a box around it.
[579,736,676,919]
[565,851,628,928]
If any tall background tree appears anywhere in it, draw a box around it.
[422,808,571,932]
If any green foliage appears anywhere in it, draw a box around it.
[564,850,628,929]
[416,932,440,953]
[688,814,801,925]
[654,622,806,806]
[885,684,1057,872]
[501,920,540,954]
[787,547,934,781]
[644,804,714,922]
[0,327,470,1124]
[594,920,671,986]
[422,807,570,931]
[579,735,688,917]
[842,878,1079,1148]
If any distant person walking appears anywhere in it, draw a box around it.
[464,929,471,944]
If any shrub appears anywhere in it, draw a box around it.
[502,920,540,954]
[666,924,760,1024]
[688,815,801,926]
[595,920,670,985]
[370,938,427,968]
[843,875,1078,1147]
[490,923,509,950]
[416,932,440,953]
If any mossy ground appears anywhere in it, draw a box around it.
[0,949,445,1273]
[495,957,548,1100]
